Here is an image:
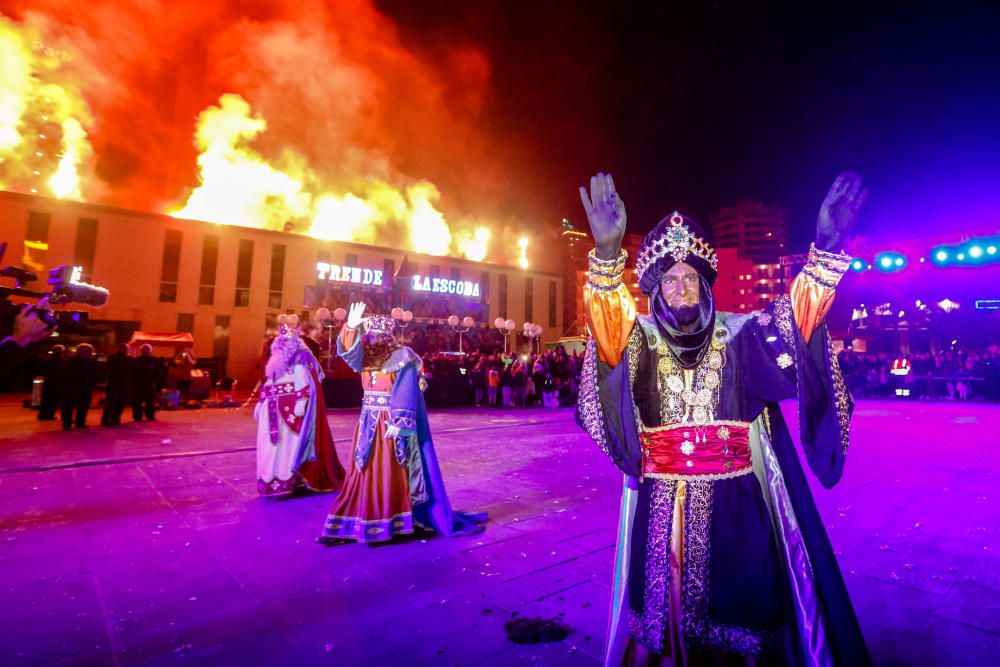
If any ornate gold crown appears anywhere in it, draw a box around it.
[635,212,719,284]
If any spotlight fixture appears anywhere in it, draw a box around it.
[929,237,1000,267]
[874,251,907,272]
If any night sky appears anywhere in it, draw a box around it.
[380,0,1000,250]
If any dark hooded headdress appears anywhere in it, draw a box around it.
[635,212,720,368]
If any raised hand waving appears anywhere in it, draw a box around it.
[579,172,627,260]
[816,171,867,252]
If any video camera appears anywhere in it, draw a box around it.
[0,241,110,333]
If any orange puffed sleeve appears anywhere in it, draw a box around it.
[583,249,637,367]
[789,244,852,342]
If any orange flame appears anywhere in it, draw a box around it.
[517,236,530,269]
[172,94,483,259]
[0,3,537,267]
[0,14,92,199]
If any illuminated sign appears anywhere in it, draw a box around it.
[70,266,83,284]
[411,274,481,298]
[316,262,384,286]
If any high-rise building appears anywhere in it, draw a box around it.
[620,232,650,315]
[707,200,789,312]
[560,224,653,336]
[560,219,589,336]
[709,200,790,264]
[712,248,785,314]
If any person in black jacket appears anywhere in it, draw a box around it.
[101,343,132,426]
[132,344,161,421]
[37,344,66,420]
[61,344,98,430]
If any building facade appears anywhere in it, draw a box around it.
[712,248,785,313]
[709,200,790,264]
[0,190,564,388]
[708,200,789,311]
[561,229,658,336]
[560,219,589,336]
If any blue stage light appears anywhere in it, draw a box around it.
[875,251,906,272]
[969,245,984,259]
[850,258,866,272]
[988,246,998,255]
[957,252,966,261]
[934,249,948,263]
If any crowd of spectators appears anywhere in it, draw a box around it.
[399,340,1000,407]
[838,346,1000,401]
[419,346,584,409]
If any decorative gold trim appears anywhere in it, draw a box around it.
[808,243,852,270]
[587,247,628,270]
[772,295,796,353]
[636,478,676,649]
[801,244,851,289]
[654,337,728,426]
[586,248,627,291]
[826,331,853,455]
[644,466,754,483]
[587,272,625,290]
[641,420,752,434]
[577,338,616,464]
[627,324,645,443]
[324,511,413,526]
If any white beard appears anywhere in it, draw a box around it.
[265,349,289,380]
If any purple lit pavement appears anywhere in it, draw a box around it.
[1,398,998,666]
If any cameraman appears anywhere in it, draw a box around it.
[0,298,54,381]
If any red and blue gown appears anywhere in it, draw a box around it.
[319,327,487,544]
[578,246,871,666]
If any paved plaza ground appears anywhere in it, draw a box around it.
[0,397,998,666]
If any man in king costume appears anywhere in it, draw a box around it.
[318,302,487,544]
[576,172,871,666]
[255,314,345,498]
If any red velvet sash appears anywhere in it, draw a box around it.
[641,422,751,478]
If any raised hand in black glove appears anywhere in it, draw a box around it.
[815,171,867,252]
